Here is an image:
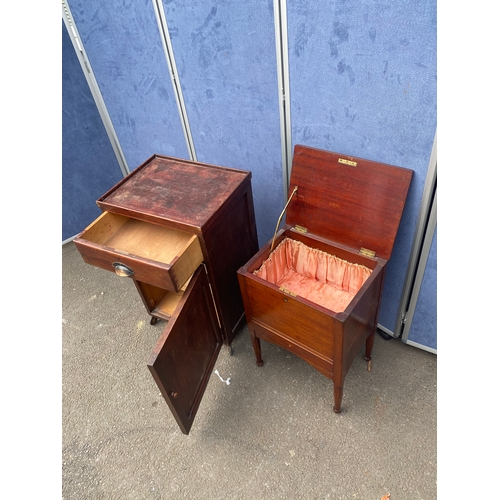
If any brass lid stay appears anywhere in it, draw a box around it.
[270,186,298,252]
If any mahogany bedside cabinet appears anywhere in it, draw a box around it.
[74,154,259,434]
[237,144,413,414]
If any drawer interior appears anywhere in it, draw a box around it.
[84,212,201,266]
[154,290,184,318]
[135,276,193,322]
[152,277,191,319]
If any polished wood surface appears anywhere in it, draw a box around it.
[148,266,222,435]
[201,184,259,344]
[287,144,413,260]
[97,154,251,233]
[74,154,259,434]
[74,211,203,293]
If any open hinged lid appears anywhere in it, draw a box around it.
[285,145,413,261]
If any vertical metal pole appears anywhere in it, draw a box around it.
[62,1,130,177]
[152,0,197,162]
[273,0,292,204]
[392,131,437,338]
[400,186,437,353]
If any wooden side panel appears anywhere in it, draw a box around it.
[133,281,167,315]
[147,266,222,435]
[169,237,204,293]
[341,266,385,378]
[202,180,259,344]
[133,281,184,322]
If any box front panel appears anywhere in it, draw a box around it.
[244,277,335,360]
[73,239,178,291]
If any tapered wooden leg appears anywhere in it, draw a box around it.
[334,384,343,413]
[364,331,375,371]
[250,332,263,366]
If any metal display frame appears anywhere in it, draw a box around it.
[400,184,437,353]
[62,1,129,178]
[273,0,292,204]
[393,132,437,347]
[151,0,197,162]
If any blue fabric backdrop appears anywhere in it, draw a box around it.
[67,0,189,170]
[62,20,123,241]
[163,0,283,246]
[407,226,437,350]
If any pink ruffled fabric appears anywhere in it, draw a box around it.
[253,238,372,312]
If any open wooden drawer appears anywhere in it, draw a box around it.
[74,211,203,293]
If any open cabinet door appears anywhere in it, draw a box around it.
[147,265,222,434]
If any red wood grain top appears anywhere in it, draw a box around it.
[97,155,250,231]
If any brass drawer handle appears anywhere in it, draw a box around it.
[112,262,134,277]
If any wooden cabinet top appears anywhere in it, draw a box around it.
[97,154,251,233]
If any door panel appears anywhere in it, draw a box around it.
[147,266,222,434]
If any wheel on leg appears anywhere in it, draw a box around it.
[363,356,372,372]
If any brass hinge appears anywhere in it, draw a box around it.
[279,286,297,297]
[359,247,376,258]
[294,225,308,233]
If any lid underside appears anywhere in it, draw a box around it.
[286,145,413,260]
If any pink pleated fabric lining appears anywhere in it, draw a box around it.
[253,238,372,312]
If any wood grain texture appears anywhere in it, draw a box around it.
[97,155,249,232]
[237,145,413,413]
[287,145,413,260]
[74,212,204,293]
[147,267,222,435]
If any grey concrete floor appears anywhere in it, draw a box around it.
[62,241,437,500]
